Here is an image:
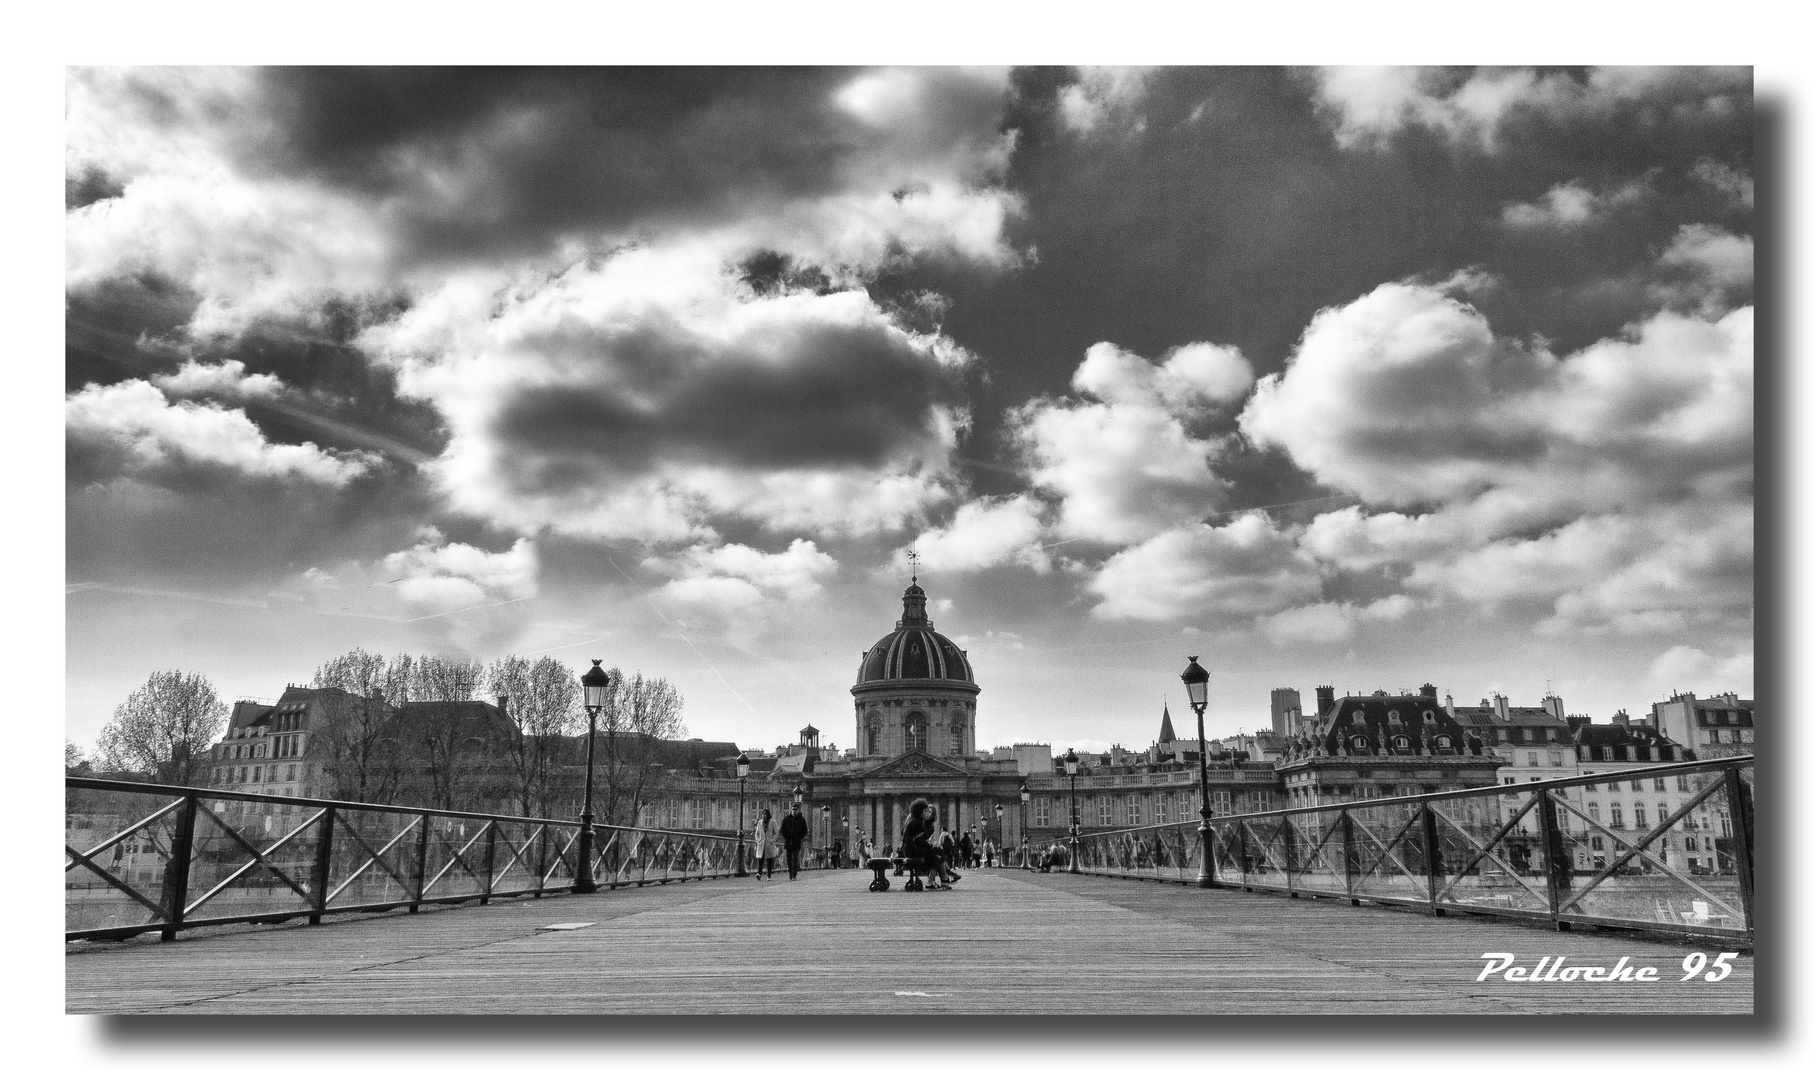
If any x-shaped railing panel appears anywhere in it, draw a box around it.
[183,804,320,915]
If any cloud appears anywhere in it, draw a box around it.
[361,246,972,543]
[1647,644,1754,696]
[1310,66,1751,153]
[151,359,285,400]
[380,534,540,615]
[1240,282,1752,513]
[66,67,1023,333]
[1690,158,1753,210]
[1057,67,1155,135]
[1654,223,1753,306]
[1241,281,1752,636]
[1500,178,1650,230]
[1257,596,1415,645]
[1011,341,1249,544]
[1088,514,1322,621]
[67,379,374,486]
[652,539,838,615]
[901,494,1050,575]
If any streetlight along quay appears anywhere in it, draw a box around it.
[1180,655,1216,889]
[576,660,614,894]
[734,751,751,877]
[1019,781,1030,868]
[1064,747,1080,873]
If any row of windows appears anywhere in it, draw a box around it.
[213,763,304,785]
[865,716,968,755]
[1579,776,1688,793]
[1028,790,1270,828]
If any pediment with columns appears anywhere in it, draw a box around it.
[860,751,971,778]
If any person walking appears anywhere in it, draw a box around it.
[780,802,809,880]
[753,808,781,880]
[957,828,974,871]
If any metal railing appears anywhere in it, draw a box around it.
[65,778,772,942]
[1068,756,1753,943]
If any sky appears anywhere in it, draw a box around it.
[64,66,1756,758]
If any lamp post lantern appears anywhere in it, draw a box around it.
[1180,655,1216,888]
[1064,748,1080,873]
[576,660,613,894]
[734,752,751,876]
[994,802,1004,861]
[1019,781,1031,868]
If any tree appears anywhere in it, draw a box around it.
[401,655,492,810]
[311,647,400,802]
[486,654,582,818]
[66,741,94,778]
[605,671,685,828]
[97,670,227,785]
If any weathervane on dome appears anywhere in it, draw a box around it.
[907,547,920,584]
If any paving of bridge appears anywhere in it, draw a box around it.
[66,868,1753,1015]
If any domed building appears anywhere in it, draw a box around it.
[852,581,979,759]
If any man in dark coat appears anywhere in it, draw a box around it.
[780,803,810,880]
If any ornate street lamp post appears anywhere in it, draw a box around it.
[1019,781,1031,869]
[820,804,830,867]
[994,802,1004,862]
[1064,748,1080,873]
[576,661,613,894]
[734,752,751,876]
[1180,655,1216,888]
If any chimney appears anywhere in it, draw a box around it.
[1543,693,1564,721]
[1419,682,1437,700]
[1316,685,1335,717]
[496,694,510,715]
[1445,693,1455,712]
[1612,708,1630,728]
[1493,693,1509,721]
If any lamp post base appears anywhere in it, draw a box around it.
[574,812,597,894]
[1196,819,1218,889]
[734,845,748,877]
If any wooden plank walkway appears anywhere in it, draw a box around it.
[66,868,1753,1015]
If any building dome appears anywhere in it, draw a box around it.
[852,580,979,759]
[855,582,975,685]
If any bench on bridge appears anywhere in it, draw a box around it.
[866,857,937,892]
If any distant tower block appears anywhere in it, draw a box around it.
[1270,687,1302,739]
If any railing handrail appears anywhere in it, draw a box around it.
[64,776,746,843]
[1073,755,1754,839]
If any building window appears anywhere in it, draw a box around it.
[1587,802,1600,823]
[1548,751,1563,768]
[1609,806,1624,829]
[1590,835,1604,852]
[1034,797,1050,827]
[1098,795,1112,827]
[905,712,927,753]
[1601,747,1613,761]
[251,766,261,783]
[1212,791,1231,815]
[949,721,965,757]
[691,802,705,830]
[1607,781,1621,792]
[285,764,296,781]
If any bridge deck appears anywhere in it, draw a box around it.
[66,868,1753,1014]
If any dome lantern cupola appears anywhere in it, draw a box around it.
[852,574,979,759]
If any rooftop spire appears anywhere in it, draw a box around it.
[1158,702,1177,744]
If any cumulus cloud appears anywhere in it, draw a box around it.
[361,245,972,543]
[1057,67,1155,135]
[902,495,1050,574]
[67,379,374,486]
[151,359,285,400]
[1242,280,1752,636]
[1654,224,1753,307]
[1240,282,1752,513]
[652,539,838,614]
[1690,158,1753,210]
[1088,514,1322,621]
[1012,341,1249,544]
[1500,178,1650,230]
[380,534,540,615]
[1257,595,1415,645]
[66,67,1022,332]
[1310,66,1750,152]
[1648,644,1754,696]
